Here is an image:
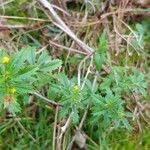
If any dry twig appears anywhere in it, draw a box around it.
[37,0,94,55]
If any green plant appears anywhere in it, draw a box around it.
[100,66,148,96]
[0,47,62,114]
[0,0,150,149]
[91,90,132,130]
[46,30,148,133]
[49,74,88,123]
[47,67,147,129]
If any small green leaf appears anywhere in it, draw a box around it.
[38,51,50,64]
[26,46,36,65]
[10,48,27,71]
[94,52,105,71]
[12,66,38,81]
[98,30,107,53]
[40,59,62,73]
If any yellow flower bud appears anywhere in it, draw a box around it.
[73,85,79,91]
[73,85,80,94]
[2,56,10,64]
[10,88,16,94]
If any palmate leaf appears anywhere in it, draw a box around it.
[100,77,112,91]
[39,59,62,73]
[14,83,34,94]
[128,71,147,96]
[10,46,37,72]
[12,66,38,81]
[35,73,52,87]
[57,73,70,88]
[25,46,36,65]
[10,48,27,72]
[37,51,51,64]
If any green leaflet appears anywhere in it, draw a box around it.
[94,30,107,71]
[94,52,106,71]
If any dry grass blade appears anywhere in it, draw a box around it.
[49,40,87,55]
[38,0,94,55]
[33,92,62,107]
[0,15,50,22]
[0,24,38,30]
[0,0,14,7]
